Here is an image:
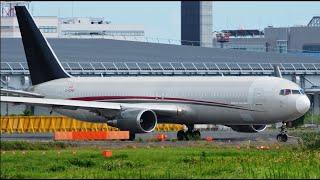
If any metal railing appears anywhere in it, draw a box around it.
[1,62,319,76]
[0,116,184,133]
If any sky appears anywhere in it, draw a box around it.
[30,1,320,40]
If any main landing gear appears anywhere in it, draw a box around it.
[129,132,136,141]
[177,125,201,141]
[277,122,288,142]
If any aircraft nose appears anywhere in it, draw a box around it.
[296,96,310,114]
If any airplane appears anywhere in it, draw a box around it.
[0,6,310,142]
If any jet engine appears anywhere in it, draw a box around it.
[228,125,267,133]
[107,109,157,133]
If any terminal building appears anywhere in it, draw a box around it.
[0,2,145,40]
[213,16,320,55]
[1,16,145,40]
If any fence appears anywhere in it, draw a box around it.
[2,62,319,76]
[0,116,184,133]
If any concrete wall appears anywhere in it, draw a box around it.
[199,1,213,47]
[289,27,320,51]
[264,26,320,52]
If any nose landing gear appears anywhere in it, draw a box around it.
[177,125,201,141]
[277,122,288,142]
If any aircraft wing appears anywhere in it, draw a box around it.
[1,96,120,110]
[1,89,44,98]
[0,96,180,117]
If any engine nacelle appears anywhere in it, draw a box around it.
[107,109,157,133]
[229,125,267,133]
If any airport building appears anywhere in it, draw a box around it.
[181,1,213,47]
[0,2,145,40]
[1,16,145,40]
[213,16,320,55]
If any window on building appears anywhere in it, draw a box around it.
[39,26,57,33]
[276,40,288,53]
[302,44,320,53]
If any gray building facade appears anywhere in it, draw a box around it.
[213,37,266,52]
[181,1,213,47]
[265,26,320,53]
[213,18,320,55]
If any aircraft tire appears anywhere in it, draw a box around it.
[177,130,186,141]
[129,132,136,141]
[185,130,194,141]
[193,130,201,140]
[277,134,288,142]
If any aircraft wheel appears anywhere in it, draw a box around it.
[277,134,288,142]
[177,130,186,141]
[281,134,288,142]
[185,130,194,141]
[129,132,136,141]
[193,130,201,140]
[276,134,282,142]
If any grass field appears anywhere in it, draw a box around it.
[304,114,320,125]
[1,140,319,179]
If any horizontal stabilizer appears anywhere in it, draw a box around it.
[1,89,44,98]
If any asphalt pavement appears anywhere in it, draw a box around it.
[0,130,303,148]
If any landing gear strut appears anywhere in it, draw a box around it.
[277,122,288,142]
[129,132,136,141]
[177,125,201,141]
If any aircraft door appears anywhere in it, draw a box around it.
[253,88,265,111]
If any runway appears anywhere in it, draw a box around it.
[0,130,301,148]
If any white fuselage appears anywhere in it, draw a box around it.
[30,76,310,125]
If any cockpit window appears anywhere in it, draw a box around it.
[280,89,304,96]
[292,90,300,94]
[285,89,291,95]
[279,89,284,95]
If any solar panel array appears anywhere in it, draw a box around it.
[1,62,320,76]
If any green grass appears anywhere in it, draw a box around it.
[1,142,320,179]
[304,113,320,125]
[291,131,320,150]
[0,141,77,151]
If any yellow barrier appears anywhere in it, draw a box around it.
[0,116,184,133]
